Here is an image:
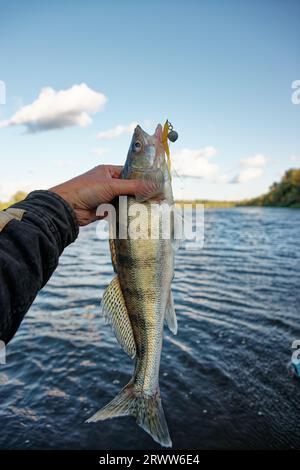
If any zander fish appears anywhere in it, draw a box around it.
[87,123,178,447]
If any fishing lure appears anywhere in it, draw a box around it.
[162,120,178,175]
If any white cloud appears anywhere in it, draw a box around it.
[171,147,219,179]
[97,122,137,140]
[217,173,230,183]
[92,147,107,157]
[231,153,267,184]
[291,155,300,163]
[231,167,264,184]
[241,153,267,168]
[0,83,107,132]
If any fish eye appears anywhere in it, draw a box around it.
[133,141,142,152]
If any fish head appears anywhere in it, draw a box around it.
[122,124,172,201]
[127,124,164,171]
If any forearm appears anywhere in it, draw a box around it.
[0,190,78,344]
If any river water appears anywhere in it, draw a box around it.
[0,207,300,449]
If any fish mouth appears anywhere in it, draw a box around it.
[134,124,163,142]
[154,124,163,141]
[133,124,146,138]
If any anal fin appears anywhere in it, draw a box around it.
[101,276,136,358]
[165,291,177,335]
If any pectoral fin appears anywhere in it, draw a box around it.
[165,291,177,335]
[101,276,136,358]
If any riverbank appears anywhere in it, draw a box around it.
[175,200,241,208]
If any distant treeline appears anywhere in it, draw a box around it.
[176,169,300,208]
[0,191,27,210]
[175,200,239,208]
[1,169,300,210]
[244,169,300,208]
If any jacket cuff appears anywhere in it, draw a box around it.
[10,190,79,251]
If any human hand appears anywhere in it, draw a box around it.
[49,164,158,226]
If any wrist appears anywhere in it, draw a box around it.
[48,184,76,210]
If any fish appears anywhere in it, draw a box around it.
[86,123,178,447]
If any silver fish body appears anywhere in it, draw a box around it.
[116,199,175,391]
[87,124,177,447]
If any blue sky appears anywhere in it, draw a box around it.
[0,0,299,200]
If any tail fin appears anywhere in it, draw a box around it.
[86,384,172,447]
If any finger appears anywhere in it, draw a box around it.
[77,209,98,227]
[110,178,159,198]
[108,165,123,178]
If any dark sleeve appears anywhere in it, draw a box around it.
[0,190,79,344]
